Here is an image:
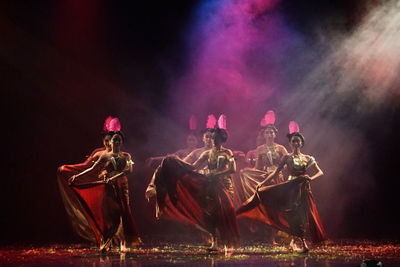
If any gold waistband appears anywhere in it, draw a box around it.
[288,175,305,180]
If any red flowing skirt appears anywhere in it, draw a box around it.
[236,176,327,243]
[153,156,240,247]
[57,153,140,246]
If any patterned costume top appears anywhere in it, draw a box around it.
[237,152,327,243]
[255,143,287,184]
[206,148,235,195]
[285,154,315,180]
[103,153,131,178]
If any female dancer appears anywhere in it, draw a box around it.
[240,111,288,201]
[192,126,238,250]
[183,114,215,164]
[174,133,199,159]
[145,116,200,169]
[68,130,141,252]
[239,112,287,244]
[245,128,266,167]
[174,115,199,159]
[57,118,115,246]
[237,121,327,252]
[146,117,239,251]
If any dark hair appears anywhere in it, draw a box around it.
[106,131,125,142]
[287,132,305,146]
[201,128,214,134]
[212,128,228,143]
[102,131,114,140]
[264,124,278,134]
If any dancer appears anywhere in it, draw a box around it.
[63,118,141,252]
[245,111,279,167]
[146,115,239,252]
[58,117,115,246]
[240,111,288,201]
[174,115,199,159]
[244,128,266,168]
[174,133,199,159]
[237,121,327,252]
[182,114,215,165]
[145,115,200,168]
[239,111,288,244]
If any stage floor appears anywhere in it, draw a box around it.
[1,240,399,266]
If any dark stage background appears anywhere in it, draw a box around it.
[1,0,399,245]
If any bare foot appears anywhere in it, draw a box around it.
[99,239,112,254]
[120,240,127,253]
[288,239,297,252]
[207,242,218,252]
[207,235,219,252]
[300,238,309,253]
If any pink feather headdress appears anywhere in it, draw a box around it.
[189,115,197,131]
[103,116,113,131]
[217,114,227,130]
[288,121,300,134]
[260,110,275,126]
[206,114,217,129]
[103,116,122,132]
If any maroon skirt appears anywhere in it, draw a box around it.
[58,155,140,246]
[236,176,327,243]
[152,156,240,247]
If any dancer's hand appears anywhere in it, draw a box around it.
[256,183,262,191]
[303,175,311,181]
[145,184,156,201]
[68,175,76,185]
[99,170,108,179]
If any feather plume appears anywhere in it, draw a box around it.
[217,114,227,129]
[189,115,197,131]
[103,116,114,131]
[109,118,122,132]
[264,110,276,125]
[260,117,266,126]
[206,114,217,129]
[288,121,300,134]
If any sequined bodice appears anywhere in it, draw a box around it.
[207,150,230,172]
[263,145,281,166]
[206,149,234,195]
[257,144,283,173]
[104,155,127,175]
[287,154,314,179]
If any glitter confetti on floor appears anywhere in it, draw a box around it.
[1,240,399,266]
